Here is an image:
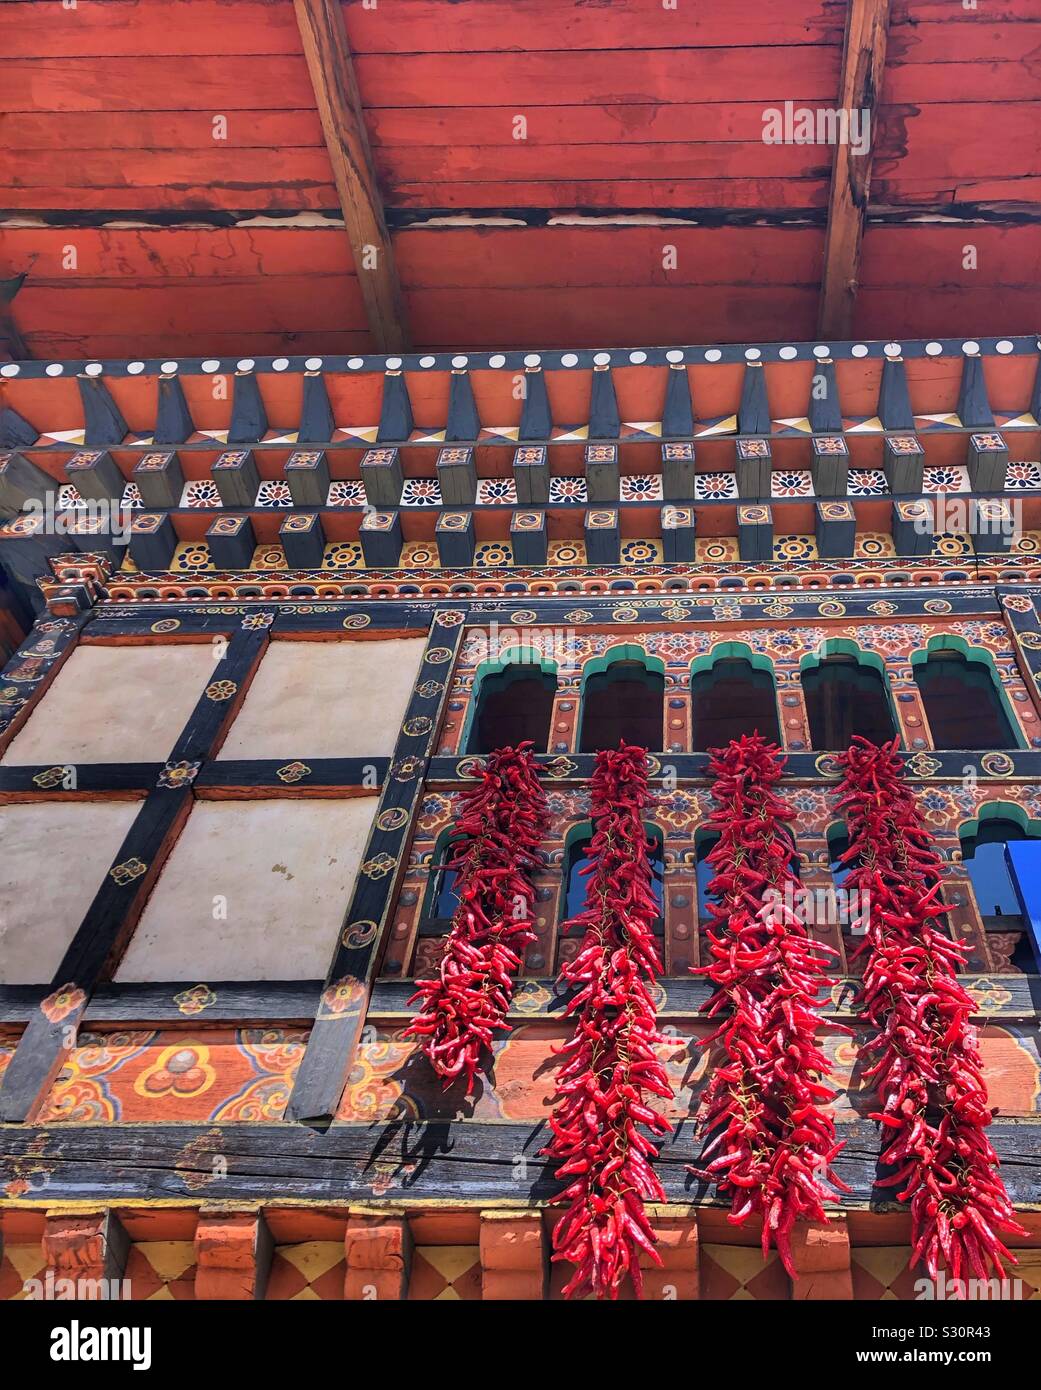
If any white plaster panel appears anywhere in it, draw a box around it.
[0,801,140,983]
[114,797,378,981]
[217,637,427,761]
[1,644,216,766]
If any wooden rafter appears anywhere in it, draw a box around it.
[817,0,892,339]
[292,0,409,353]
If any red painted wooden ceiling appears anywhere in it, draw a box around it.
[0,0,1038,359]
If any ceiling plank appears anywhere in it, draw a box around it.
[817,0,892,339]
[292,0,409,352]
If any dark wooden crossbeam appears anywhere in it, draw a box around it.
[3,1120,1038,1210]
[2,972,1035,1028]
[818,0,892,339]
[292,0,408,353]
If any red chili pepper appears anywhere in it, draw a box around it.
[834,735,1027,1281]
[542,742,681,1300]
[689,734,848,1279]
[405,742,548,1093]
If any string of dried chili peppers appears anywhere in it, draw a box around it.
[692,734,847,1278]
[834,735,1026,1282]
[405,741,548,1093]
[543,742,678,1299]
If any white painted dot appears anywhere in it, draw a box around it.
[45,363,64,376]
[962,340,980,356]
[419,355,436,368]
[744,348,761,361]
[84,362,104,377]
[127,361,146,375]
[201,359,220,373]
[304,356,323,371]
[996,339,1015,355]
[884,342,902,357]
[0,363,20,377]
[385,356,402,370]
[813,345,830,358]
[451,355,468,369]
[629,350,647,364]
[160,361,178,374]
[347,357,365,370]
[779,346,798,360]
[524,354,541,368]
[272,357,289,371]
[851,344,869,358]
[593,352,611,366]
[666,349,685,363]
[236,358,255,372]
[561,353,579,367]
[488,354,506,368]
[925,342,943,356]
[704,349,722,362]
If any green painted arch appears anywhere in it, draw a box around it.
[909,634,1025,751]
[579,643,666,687]
[957,800,1041,845]
[825,818,849,847]
[461,651,559,752]
[562,818,665,854]
[690,640,777,680]
[799,637,886,678]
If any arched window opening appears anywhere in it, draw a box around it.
[828,826,853,889]
[696,828,801,927]
[962,817,1038,973]
[914,650,1015,750]
[691,657,780,751]
[467,664,556,754]
[578,660,663,753]
[962,819,1025,920]
[695,833,720,921]
[803,658,896,750]
[562,826,665,924]
[423,834,464,925]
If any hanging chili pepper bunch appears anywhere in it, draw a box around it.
[692,734,847,1278]
[406,741,548,1093]
[835,735,1026,1281]
[543,742,677,1299]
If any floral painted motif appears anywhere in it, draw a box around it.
[770,470,814,498]
[694,472,738,500]
[40,985,86,1023]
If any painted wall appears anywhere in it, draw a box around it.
[0,801,140,983]
[1,644,216,765]
[218,637,428,761]
[114,796,378,981]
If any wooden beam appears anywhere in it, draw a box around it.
[817,0,892,339]
[3,1119,1040,1209]
[292,0,408,352]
